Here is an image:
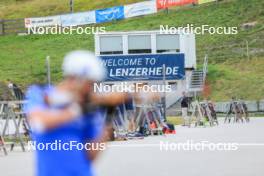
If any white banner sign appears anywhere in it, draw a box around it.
[60,11,96,27]
[25,16,61,28]
[124,1,157,19]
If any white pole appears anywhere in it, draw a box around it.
[162,64,167,120]
[246,40,249,60]
[46,56,51,87]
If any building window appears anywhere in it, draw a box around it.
[100,36,123,55]
[128,35,151,54]
[168,82,177,91]
[156,34,180,53]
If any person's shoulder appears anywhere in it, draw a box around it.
[25,84,52,102]
[26,85,45,95]
[24,85,50,113]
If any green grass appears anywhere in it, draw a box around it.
[167,116,184,125]
[0,0,264,101]
[0,0,142,19]
[207,58,264,100]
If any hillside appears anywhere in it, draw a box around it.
[0,0,142,19]
[0,0,263,101]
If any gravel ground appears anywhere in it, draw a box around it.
[1,118,264,176]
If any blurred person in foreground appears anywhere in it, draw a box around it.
[24,51,129,176]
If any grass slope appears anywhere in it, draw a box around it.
[207,58,264,100]
[0,0,142,19]
[0,0,263,100]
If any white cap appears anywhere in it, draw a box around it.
[62,50,106,81]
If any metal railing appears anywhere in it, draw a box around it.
[214,100,264,113]
[0,101,28,155]
[196,39,264,64]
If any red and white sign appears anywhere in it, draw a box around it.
[25,16,61,28]
[156,0,198,9]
